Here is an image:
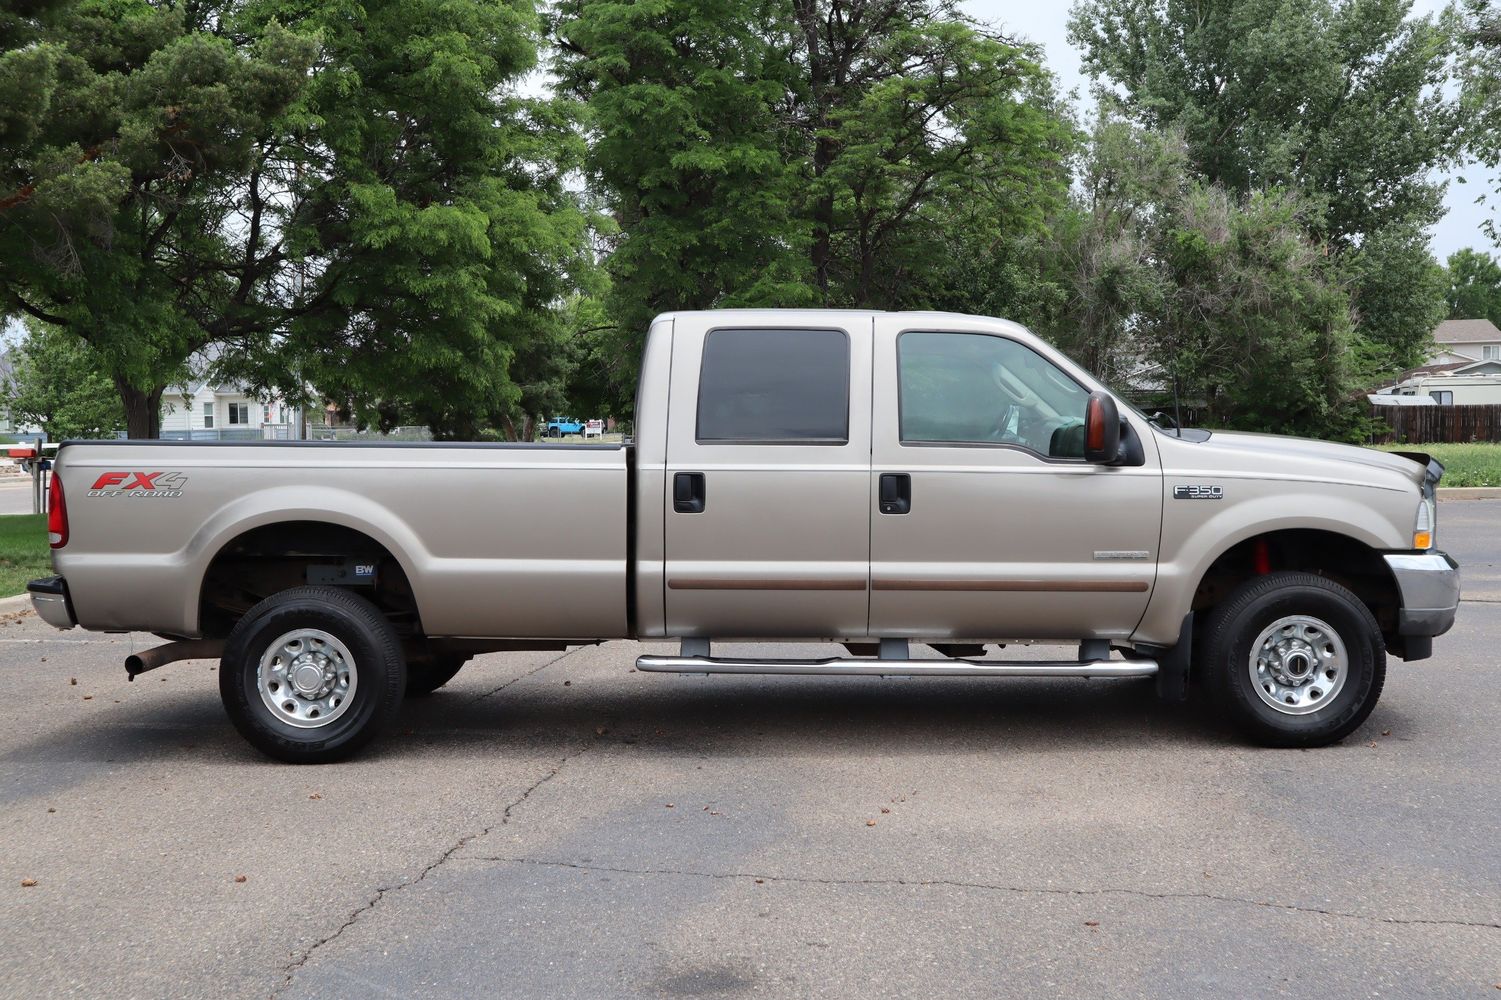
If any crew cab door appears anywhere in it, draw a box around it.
[662,316,872,638]
[867,316,1162,641]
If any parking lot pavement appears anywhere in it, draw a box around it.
[2,505,1498,1000]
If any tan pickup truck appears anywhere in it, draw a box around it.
[31,310,1459,762]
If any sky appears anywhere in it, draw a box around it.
[962,0,1496,261]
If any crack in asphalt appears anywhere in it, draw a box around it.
[270,645,595,999]
[270,748,589,998]
[471,647,581,702]
[462,857,1501,933]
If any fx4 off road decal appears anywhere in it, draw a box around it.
[87,471,188,498]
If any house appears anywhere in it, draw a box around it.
[1429,318,1501,365]
[159,378,302,440]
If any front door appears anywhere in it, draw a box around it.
[662,316,873,639]
[867,316,1162,641]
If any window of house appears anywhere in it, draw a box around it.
[202,402,214,429]
[228,403,249,425]
[696,328,849,443]
[1429,390,1454,405]
[897,331,1091,459]
[1484,345,1500,361]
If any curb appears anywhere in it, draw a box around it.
[0,593,33,614]
[1437,487,1501,500]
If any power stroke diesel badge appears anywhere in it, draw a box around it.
[87,471,189,498]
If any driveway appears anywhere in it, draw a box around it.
[2,503,1498,999]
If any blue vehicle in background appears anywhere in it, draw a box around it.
[544,416,586,438]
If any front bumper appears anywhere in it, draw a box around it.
[1383,552,1460,637]
[27,577,76,630]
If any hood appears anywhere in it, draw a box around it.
[1187,431,1429,488]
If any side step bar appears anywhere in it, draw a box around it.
[635,655,1157,678]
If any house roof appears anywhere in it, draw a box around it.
[1434,318,1501,343]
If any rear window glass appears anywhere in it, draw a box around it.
[696,328,850,443]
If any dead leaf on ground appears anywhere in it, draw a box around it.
[308,793,322,800]
[595,726,608,735]
[234,875,247,883]
[880,807,890,814]
[866,820,877,827]
[20,879,37,888]
[69,678,76,686]
[1084,920,1099,927]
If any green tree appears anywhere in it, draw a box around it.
[1069,0,1460,245]
[233,0,591,440]
[3,0,588,439]
[3,321,124,440]
[1148,187,1359,435]
[0,0,317,436]
[1445,247,1501,324]
[1459,0,1501,244]
[554,0,1073,408]
[1344,224,1447,371]
[1033,117,1182,383]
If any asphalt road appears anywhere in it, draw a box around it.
[2,503,1498,999]
[0,477,42,516]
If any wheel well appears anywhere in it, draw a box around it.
[198,521,420,640]
[1192,529,1400,645]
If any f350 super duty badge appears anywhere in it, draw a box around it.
[88,471,188,498]
[1173,484,1223,500]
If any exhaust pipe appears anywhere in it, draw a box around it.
[126,640,225,680]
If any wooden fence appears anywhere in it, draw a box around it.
[1369,404,1501,444]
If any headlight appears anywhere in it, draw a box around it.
[1413,496,1436,551]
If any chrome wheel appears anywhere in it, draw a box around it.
[1249,615,1347,716]
[257,628,358,729]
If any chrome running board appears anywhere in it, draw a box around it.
[635,655,1157,678]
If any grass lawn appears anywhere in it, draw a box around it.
[1374,442,1501,488]
[0,514,50,597]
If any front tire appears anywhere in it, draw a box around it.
[1202,572,1385,748]
[220,586,406,763]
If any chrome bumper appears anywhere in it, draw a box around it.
[1383,552,1459,637]
[27,577,76,630]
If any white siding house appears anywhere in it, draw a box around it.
[1429,318,1501,365]
[159,380,299,439]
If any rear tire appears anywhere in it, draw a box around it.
[1202,572,1385,748]
[406,654,469,696]
[219,586,406,763]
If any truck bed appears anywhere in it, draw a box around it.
[51,440,631,639]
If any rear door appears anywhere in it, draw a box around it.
[662,315,873,638]
[867,315,1161,641]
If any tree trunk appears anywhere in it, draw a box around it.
[116,379,164,439]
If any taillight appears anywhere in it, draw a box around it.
[47,473,67,548]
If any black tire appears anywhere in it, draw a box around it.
[406,654,469,696]
[219,586,406,763]
[1201,571,1385,748]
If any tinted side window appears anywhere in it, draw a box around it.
[697,328,850,443]
[898,331,1090,459]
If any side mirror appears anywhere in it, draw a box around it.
[1083,391,1121,464]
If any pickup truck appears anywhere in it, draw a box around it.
[30,310,1460,763]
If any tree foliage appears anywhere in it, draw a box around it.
[1459,0,1501,245]
[1069,0,1460,245]
[554,0,1073,409]
[2,0,589,439]
[3,320,124,440]
[1445,247,1501,325]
